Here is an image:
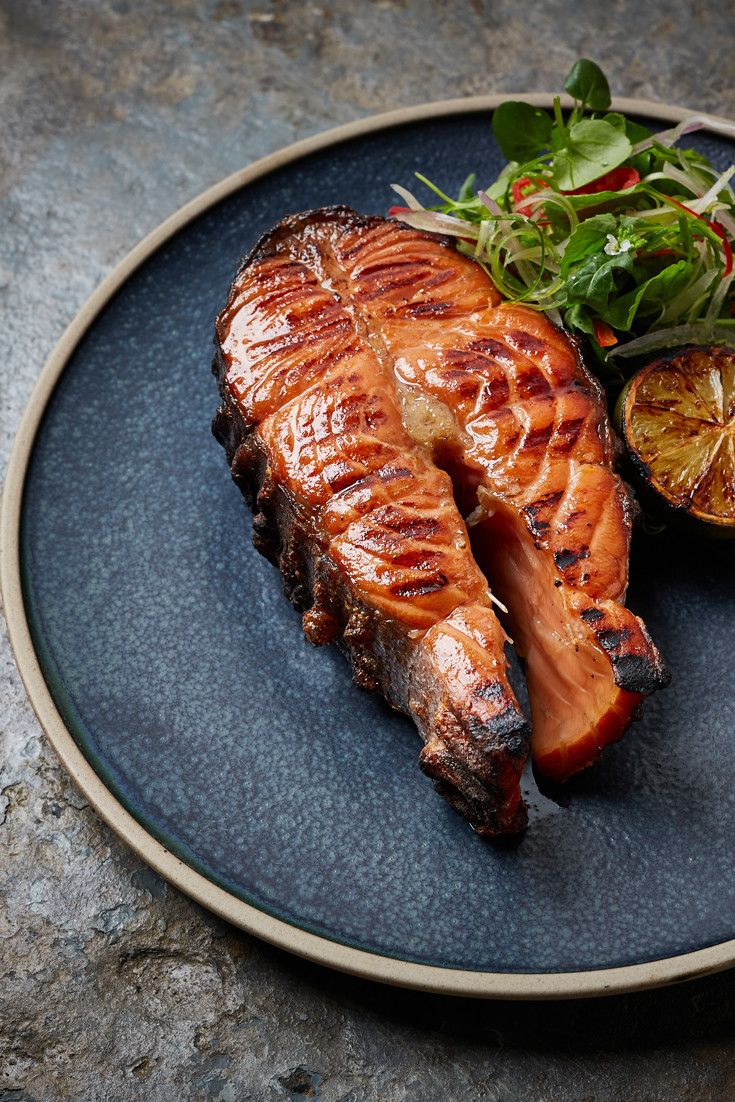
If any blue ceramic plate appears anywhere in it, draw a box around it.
[4,98,735,997]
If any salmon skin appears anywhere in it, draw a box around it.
[213,207,530,837]
[212,205,668,833]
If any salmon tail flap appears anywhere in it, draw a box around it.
[213,206,669,837]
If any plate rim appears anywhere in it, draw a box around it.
[3,93,735,1000]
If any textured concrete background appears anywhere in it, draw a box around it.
[2,1,735,1099]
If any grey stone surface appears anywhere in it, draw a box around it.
[1,1,735,1099]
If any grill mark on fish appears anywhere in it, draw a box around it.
[357,271,451,300]
[391,574,449,598]
[469,337,511,359]
[554,416,586,452]
[524,423,554,451]
[554,546,589,570]
[473,680,505,701]
[508,330,549,355]
[515,366,552,398]
[390,548,443,569]
[378,511,441,539]
[398,300,457,318]
[527,490,565,512]
[597,627,632,652]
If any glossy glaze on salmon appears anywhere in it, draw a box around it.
[213,209,530,836]
[329,209,669,782]
[213,205,668,834]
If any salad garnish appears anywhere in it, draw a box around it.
[391,60,735,383]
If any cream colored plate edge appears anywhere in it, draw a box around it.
[2,94,734,1000]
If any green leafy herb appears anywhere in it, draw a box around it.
[390,58,735,389]
[605,261,691,330]
[491,101,553,162]
[551,117,632,189]
[563,58,611,111]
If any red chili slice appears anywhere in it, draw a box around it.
[565,167,641,196]
[511,176,533,205]
[665,196,699,217]
[511,176,549,216]
[592,318,618,347]
[388,205,411,217]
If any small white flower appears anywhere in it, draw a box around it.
[604,233,633,256]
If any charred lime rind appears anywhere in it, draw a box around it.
[619,345,735,539]
[623,442,735,539]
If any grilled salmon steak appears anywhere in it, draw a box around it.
[213,205,668,833]
[213,209,530,837]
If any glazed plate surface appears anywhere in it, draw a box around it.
[3,98,734,997]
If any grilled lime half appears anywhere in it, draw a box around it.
[619,346,735,533]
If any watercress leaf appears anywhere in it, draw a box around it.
[649,176,693,199]
[562,182,645,211]
[602,112,627,133]
[604,261,691,330]
[552,118,632,189]
[647,142,681,169]
[681,147,713,168]
[564,251,635,313]
[560,214,617,276]
[563,59,611,111]
[492,101,553,161]
[628,151,654,177]
[624,118,652,145]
